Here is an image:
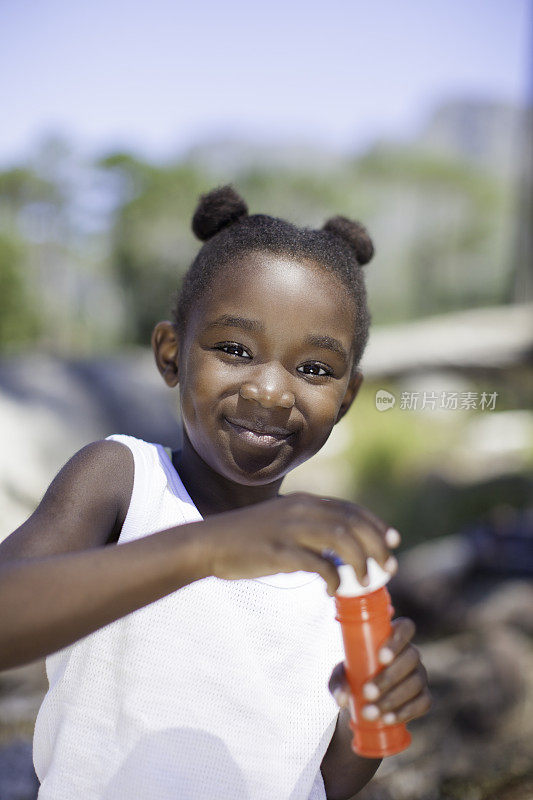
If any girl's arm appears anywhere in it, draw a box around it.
[0,440,209,670]
[321,708,381,799]
[0,446,395,671]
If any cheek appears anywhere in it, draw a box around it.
[312,383,347,418]
[301,386,346,439]
[180,355,231,419]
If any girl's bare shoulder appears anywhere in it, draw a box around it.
[0,439,134,562]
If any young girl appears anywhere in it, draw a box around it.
[0,186,430,799]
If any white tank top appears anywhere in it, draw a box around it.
[33,434,345,800]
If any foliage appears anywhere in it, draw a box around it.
[0,133,516,350]
[100,148,510,343]
[98,156,210,342]
[0,235,41,347]
[342,381,533,548]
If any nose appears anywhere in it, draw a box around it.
[239,365,295,409]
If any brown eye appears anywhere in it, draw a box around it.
[297,363,332,377]
[215,342,252,359]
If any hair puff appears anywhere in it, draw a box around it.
[191,185,249,241]
[175,190,374,370]
[322,216,374,266]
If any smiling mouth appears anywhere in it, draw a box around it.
[224,418,295,448]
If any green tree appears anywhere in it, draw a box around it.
[102,144,512,344]
[0,235,40,347]
[100,155,210,343]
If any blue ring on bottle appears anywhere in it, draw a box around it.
[322,549,345,567]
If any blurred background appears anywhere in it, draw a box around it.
[0,1,532,798]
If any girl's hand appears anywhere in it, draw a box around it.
[200,492,399,594]
[328,617,431,725]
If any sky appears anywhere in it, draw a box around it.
[1,0,531,166]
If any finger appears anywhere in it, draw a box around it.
[288,492,397,548]
[328,662,351,708]
[378,618,416,665]
[362,645,420,701]
[279,545,341,597]
[293,522,369,585]
[328,661,347,691]
[286,494,393,579]
[351,503,401,550]
[375,666,427,715]
[343,506,396,574]
[317,498,395,574]
[381,687,432,725]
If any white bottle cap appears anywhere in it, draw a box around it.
[335,557,391,597]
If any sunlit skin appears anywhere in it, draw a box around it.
[151,250,431,796]
[0,228,430,795]
[153,252,363,517]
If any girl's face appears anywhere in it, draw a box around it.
[158,252,363,486]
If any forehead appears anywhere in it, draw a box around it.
[192,251,355,341]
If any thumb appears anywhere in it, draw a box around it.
[328,661,351,708]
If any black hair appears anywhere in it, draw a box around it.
[173,185,374,369]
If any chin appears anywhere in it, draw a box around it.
[226,460,288,486]
[216,450,293,486]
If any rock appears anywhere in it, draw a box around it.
[389,510,533,636]
[467,580,533,637]
[357,623,533,799]
[0,352,181,541]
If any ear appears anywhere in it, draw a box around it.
[152,321,180,387]
[335,369,364,424]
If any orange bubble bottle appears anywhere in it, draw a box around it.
[334,558,411,758]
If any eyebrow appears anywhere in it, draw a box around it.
[205,315,264,333]
[305,334,348,362]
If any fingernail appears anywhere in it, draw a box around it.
[384,556,398,575]
[382,712,396,725]
[379,647,394,665]
[332,688,349,708]
[363,682,380,701]
[385,528,401,548]
[362,704,380,721]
